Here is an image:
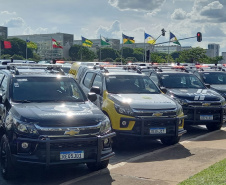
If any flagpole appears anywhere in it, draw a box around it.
[0,40,1,59]
[26,39,28,61]
[167,31,170,63]
[121,33,123,65]
[144,32,146,63]
[100,35,101,62]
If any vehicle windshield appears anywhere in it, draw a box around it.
[12,77,86,102]
[202,72,226,84]
[106,75,160,94]
[160,73,205,89]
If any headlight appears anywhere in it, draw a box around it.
[221,99,226,106]
[13,118,39,137]
[114,103,134,116]
[175,103,183,116]
[175,98,188,106]
[100,118,111,135]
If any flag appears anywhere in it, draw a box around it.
[1,41,12,49]
[145,32,156,44]
[52,38,63,48]
[122,34,135,44]
[81,36,93,47]
[170,32,181,45]
[100,36,110,46]
[26,39,37,49]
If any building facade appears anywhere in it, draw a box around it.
[8,33,73,60]
[206,43,220,58]
[0,26,7,39]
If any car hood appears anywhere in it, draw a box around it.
[167,88,223,101]
[109,93,177,109]
[11,102,106,127]
[210,85,226,92]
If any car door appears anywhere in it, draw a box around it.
[79,71,95,95]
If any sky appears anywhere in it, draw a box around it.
[0,0,226,54]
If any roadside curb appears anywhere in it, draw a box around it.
[60,128,225,185]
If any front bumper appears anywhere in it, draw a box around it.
[183,106,224,125]
[11,132,116,167]
[114,116,186,138]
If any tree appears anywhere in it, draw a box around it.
[78,46,96,61]
[121,47,134,59]
[97,47,119,61]
[1,38,36,60]
[133,48,144,62]
[69,44,81,60]
[178,47,207,63]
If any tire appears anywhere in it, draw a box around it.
[206,123,223,131]
[160,136,181,145]
[86,159,109,171]
[0,135,16,180]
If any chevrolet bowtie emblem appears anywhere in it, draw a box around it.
[152,112,163,117]
[202,103,211,106]
[64,130,80,136]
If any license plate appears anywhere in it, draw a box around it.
[60,151,84,160]
[150,128,166,134]
[200,115,213,120]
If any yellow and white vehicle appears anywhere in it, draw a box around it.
[79,68,186,145]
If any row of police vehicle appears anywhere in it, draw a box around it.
[0,61,225,180]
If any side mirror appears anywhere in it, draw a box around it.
[87,92,97,102]
[160,87,167,94]
[205,84,211,88]
[90,86,101,95]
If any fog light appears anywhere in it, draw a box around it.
[122,121,127,126]
[21,142,29,149]
[104,138,109,145]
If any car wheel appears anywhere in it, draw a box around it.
[86,159,109,171]
[160,136,181,145]
[206,123,222,131]
[0,135,16,180]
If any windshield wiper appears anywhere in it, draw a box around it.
[14,100,32,103]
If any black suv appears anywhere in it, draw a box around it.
[148,67,226,131]
[192,66,226,99]
[0,64,115,179]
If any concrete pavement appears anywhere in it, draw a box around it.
[61,128,226,185]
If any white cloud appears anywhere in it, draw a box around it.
[4,17,25,27]
[171,8,188,20]
[0,11,16,15]
[109,0,166,12]
[96,20,121,39]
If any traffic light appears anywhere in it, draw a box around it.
[197,32,202,42]
[161,28,166,36]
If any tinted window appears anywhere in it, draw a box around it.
[83,72,94,88]
[202,72,226,84]
[92,75,102,90]
[106,75,160,94]
[160,73,205,88]
[12,77,86,102]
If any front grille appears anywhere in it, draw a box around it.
[132,119,176,135]
[183,107,222,121]
[188,102,221,106]
[133,108,176,117]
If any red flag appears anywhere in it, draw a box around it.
[2,41,12,49]
[52,39,63,49]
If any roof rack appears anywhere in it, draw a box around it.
[6,65,19,75]
[7,63,65,75]
[7,63,63,68]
